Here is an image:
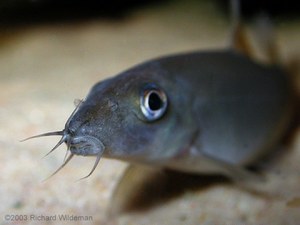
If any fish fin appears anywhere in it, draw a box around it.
[109,164,228,216]
[251,14,281,65]
[228,0,254,58]
[229,1,281,64]
[230,24,254,59]
[109,164,162,215]
[200,153,265,184]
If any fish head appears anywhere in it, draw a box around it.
[65,63,197,164]
[24,61,198,178]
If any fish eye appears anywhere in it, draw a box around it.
[140,85,168,121]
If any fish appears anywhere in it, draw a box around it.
[22,1,295,183]
[22,48,294,181]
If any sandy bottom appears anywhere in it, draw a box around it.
[0,1,300,224]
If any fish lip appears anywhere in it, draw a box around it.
[68,135,105,156]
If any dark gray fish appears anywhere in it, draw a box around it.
[22,0,295,182]
[23,49,294,181]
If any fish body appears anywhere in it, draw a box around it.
[60,50,292,178]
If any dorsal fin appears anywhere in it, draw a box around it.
[229,0,254,58]
[251,14,281,65]
[228,0,280,65]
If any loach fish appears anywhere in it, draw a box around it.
[23,2,295,182]
[23,49,294,181]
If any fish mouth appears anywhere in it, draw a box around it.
[21,131,105,179]
[68,135,105,157]
[62,134,105,179]
[21,100,106,179]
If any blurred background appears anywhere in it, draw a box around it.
[0,0,299,224]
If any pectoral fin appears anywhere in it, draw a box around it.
[109,164,163,215]
[109,163,230,215]
[200,153,265,183]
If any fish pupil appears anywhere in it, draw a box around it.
[148,92,163,111]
